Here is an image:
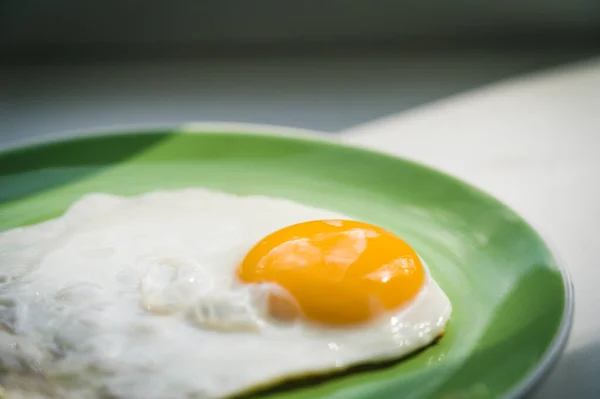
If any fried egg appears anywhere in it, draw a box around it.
[0,189,451,399]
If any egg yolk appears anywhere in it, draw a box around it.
[237,220,425,326]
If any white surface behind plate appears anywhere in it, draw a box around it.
[342,57,600,398]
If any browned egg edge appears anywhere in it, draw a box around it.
[229,331,446,399]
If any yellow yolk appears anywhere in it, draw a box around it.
[237,220,425,326]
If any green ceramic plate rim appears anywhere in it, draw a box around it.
[0,122,574,399]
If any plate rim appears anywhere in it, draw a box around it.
[0,121,574,399]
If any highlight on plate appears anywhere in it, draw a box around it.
[0,189,452,399]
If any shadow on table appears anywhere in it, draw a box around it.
[530,340,600,398]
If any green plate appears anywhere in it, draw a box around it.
[0,124,572,399]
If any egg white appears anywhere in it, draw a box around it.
[0,189,451,399]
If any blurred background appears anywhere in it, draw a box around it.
[1,0,600,143]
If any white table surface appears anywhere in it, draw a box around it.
[1,51,599,397]
[342,57,600,398]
